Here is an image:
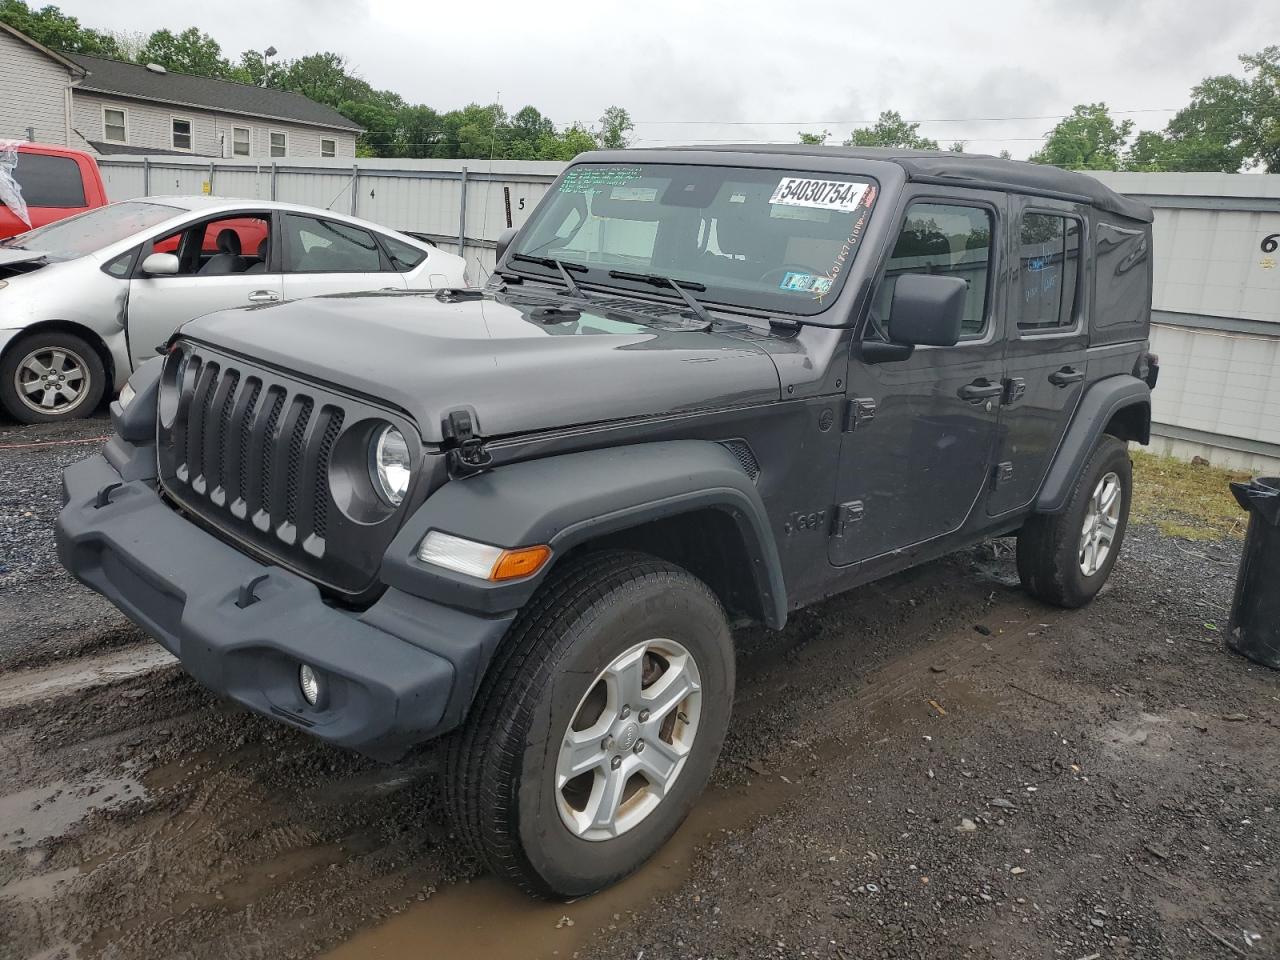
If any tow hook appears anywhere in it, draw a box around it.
[443,408,493,478]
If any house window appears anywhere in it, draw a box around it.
[232,127,251,156]
[103,107,127,144]
[270,131,287,157]
[172,117,193,151]
[321,138,336,158]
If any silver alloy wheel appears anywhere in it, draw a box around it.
[555,638,703,841]
[1080,471,1122,577]
[15,346,91,415]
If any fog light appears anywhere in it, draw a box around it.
[299,664,322,706]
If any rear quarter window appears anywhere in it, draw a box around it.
[1093,221,1150,329]
[12,154,88,208]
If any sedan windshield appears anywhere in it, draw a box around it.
[0,200,180,260]
[510,163,878,316]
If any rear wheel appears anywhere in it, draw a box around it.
[1016,435,1132,608]
[1,331,106,423]
[447,550,734,899]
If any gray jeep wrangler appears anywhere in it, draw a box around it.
[56,146,1157,898]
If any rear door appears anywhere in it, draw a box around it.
[279,212,407,299]
[126,211,281,367]
[830,188,1009,566]
[986,196,1090,516]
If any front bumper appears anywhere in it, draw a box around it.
[55,454,514,760]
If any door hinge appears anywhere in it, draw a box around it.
[443,408,492,478]
[1003,377,1026,405]
[843,398,877,432]
[831,500,865,537]
[992,461,1014,489]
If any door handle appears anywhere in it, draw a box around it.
[1048,366,1085,387]
[247,290,280,303]
[958,379,1004,402]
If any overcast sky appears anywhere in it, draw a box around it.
[55,0,1280,158]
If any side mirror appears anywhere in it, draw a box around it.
[140,252,180,276]
[494,227,518,265]
[887,274,967,347]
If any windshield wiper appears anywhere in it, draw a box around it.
[509,253,589,299]
[607,270,713,329]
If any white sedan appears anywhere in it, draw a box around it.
[0,197,468,422]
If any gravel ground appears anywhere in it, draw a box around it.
[1,414,1276,960]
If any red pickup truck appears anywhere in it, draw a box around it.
[0,142,108,240]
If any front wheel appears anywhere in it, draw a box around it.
[1016,435,1133,608]
[447,550,734,899]
[0,332,106,423]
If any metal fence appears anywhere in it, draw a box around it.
[96,156,1280,472]
[97,155,567,278]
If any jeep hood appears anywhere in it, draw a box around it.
[180,289,781,442]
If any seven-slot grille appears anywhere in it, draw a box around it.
[167,353,344,557]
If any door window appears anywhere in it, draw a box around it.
[1017,213,1080,331]
[380,234,428,271]
[875,202,994,338]
[150,214,271,275]
[282,214,382,273]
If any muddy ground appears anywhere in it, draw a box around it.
[1,415,1276,960]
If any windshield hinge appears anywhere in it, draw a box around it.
[443,408,493,478]
[843,398,876,432]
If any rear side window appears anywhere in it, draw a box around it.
[1017,213,1081,331]
[282,214,382,273]
[876,202,994,338]
[1094,222,1150,329]
[381,234,427,271]
[11,153,87,208]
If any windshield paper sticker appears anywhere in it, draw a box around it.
[779,272,832,296]
[560,166,643,194]
[770,178,869,212]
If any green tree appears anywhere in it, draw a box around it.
[277,52,372,107]
[1029,103,1133,170]
[843,110,939,150]
[0,0,120,55]
[537,123,598,161]
[597,106,633,149]
[233,49,287,88]
[947,140,966,153]
[139,27,232,77]
[798,130,829,145]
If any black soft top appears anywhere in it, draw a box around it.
[625,144,1153,224]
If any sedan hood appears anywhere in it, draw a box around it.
[180,288,781,442]
[0,248,49,268]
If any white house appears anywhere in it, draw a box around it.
[0,21,361,159]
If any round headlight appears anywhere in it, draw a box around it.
[370,424,411,506]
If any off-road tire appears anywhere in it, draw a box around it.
[1016,435,1132,608]
[446,549,734,899]
[1,331,107,424]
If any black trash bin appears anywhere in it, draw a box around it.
[1228,476,1280,669]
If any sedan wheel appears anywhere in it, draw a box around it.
[1,332,107,424]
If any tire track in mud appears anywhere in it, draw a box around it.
[0,546,1044,960]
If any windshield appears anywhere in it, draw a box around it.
[510,163,878,316]
[0,200,180,260]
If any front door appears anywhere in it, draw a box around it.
[987,196,1090,516]
[830,190,1008,566]
[126,211,281,368]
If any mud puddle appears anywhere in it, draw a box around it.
[0,644,175,709]
[0,768,147,848]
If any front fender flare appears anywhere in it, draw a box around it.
[381,440,787,627]
[1035,375,1151,513]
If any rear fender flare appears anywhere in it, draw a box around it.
[381,440,787,627]
[1035,375,1151,513]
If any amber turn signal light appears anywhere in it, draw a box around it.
[491,545,552,581]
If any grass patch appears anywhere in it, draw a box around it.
[1130,450,1252,541]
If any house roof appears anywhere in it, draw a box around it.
[70,54,363,133]
[0,20,88,75]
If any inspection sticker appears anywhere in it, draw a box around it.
[770,177,869,212]
[779,272,832,295]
